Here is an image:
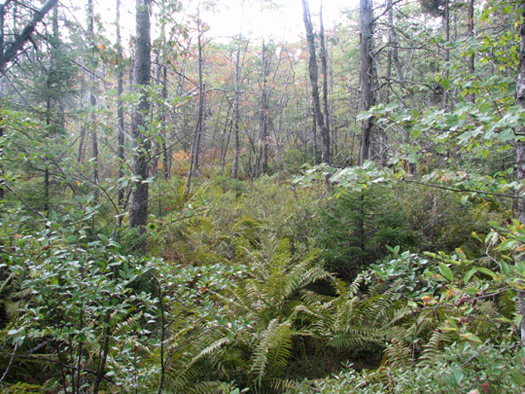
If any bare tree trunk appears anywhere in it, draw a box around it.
[186,13,205,196]
[88,0,99,200]
[116,0,125,208]
[359,0,375,165]
[387,0,405,99]
[302,0,330,164]
[232,37,244,179]
[161,63,170,179]
[129,0,152,253]
[0,0,7,200]
[466,0,475,103]
[443,0,450,108]
[254,41,270,177]
[320,3,331,160]
[220,105,233,176]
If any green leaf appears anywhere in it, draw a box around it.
[500,261,510,275]
[356,110,373,121]
[476,267,497,279]
[440,77,450,90]
[439,262,454,281]
[411,108,420,118]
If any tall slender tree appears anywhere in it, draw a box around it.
[359,0,375,164]
[302,0,331,164]
[186,10,206,196]
[129,0,152,252]
[87,0,99,199]
[116,0,126,208]
[232,37,245,179]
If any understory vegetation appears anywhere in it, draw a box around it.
[0,176,522,393]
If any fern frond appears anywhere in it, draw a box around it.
[113,314,142,337]
[417,328,454,366]
[251,318,292,383]
[187,380,229,394]
[385,338,412,368]
[268,377,296,392]
[191,336,232,365]
[329,327,384,348]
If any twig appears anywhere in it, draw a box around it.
[0,343,17,384]
[403,179,519,199]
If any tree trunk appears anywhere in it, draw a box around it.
[232,37,244,179]
[320,4,331,160]
[88,0,99,200]
[359,0,375,165]
[443,0,450,108]
[129,0,152,253]
[116,0,125,208]
[302,0,330,164]
[255,41,270,177]
[186,13,205,196]
[466,0,475,103]
[0,0,9,200]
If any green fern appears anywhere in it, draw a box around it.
[251,318,293,384]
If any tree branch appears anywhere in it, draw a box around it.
[0,0,58,72]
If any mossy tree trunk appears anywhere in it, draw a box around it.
[129,0,152,253]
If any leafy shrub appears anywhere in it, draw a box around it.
[287,342,524,393]
[0,206,164,392]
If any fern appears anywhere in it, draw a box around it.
[251,318,293,384]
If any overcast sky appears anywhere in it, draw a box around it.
[79,0,355,44]
[199,0,355,42]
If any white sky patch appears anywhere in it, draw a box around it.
[198,0,353,42]
[83,0,354,44]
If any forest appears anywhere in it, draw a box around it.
[0,0,523,392]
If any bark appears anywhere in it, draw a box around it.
[255,41,270,177]
[359,0,375,164]
[0,0,58,72]
[0,0,9,200]
[186,13,205,196]
[88,0,99,199]
[319,4,331,157]
[387,0,406,102]
[160,54,169,179]
[443,0,450,108]
[301,0,330,164]
[77,78,86,163]
[232,38,244,179]
[466,0,475,103]
[129,0,152,253]
[116,0,125,207]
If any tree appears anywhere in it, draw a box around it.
[232,37,247,179]
[116,0,126,208]
[302,0,331,164]
[359,0,375,164]
[0,0,59,200]
[87,0,99,200]
[0,0,59,72]
[186,10,206,197]
[129,0,152,252]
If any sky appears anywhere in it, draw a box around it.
[83,0,355,44]
[197,0,355,42]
